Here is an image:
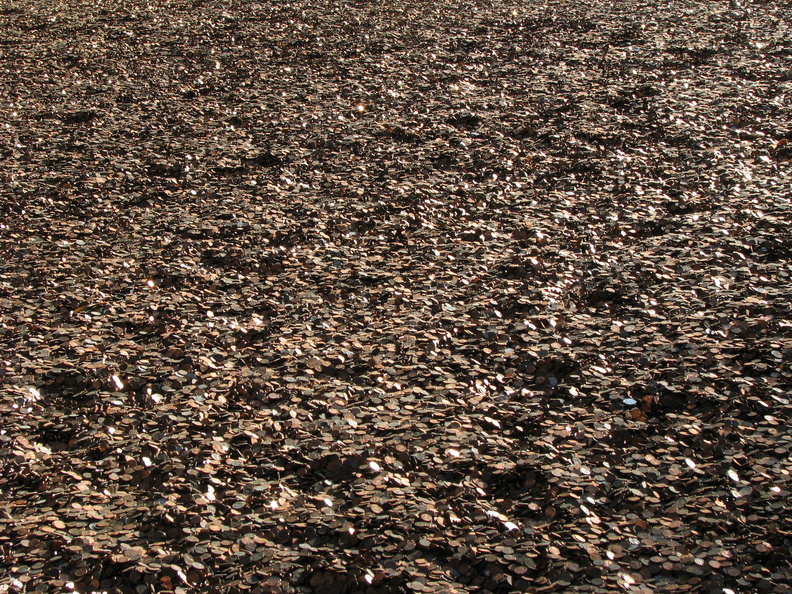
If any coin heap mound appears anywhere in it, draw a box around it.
[1,0,791,592]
